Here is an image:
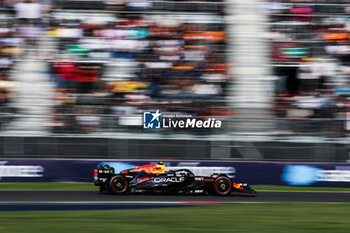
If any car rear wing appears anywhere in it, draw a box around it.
[93,164,115,185]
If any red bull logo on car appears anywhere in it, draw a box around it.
[130,164,165,174]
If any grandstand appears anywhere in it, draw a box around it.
[1,0,350,161]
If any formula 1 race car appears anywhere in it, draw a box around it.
[94,162,256,196]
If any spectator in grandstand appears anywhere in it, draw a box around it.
[0,0,15,8]
[290,3,313,22]
[0,49,13,78]
[14,0,42,26]
[76,64,100,93]
[53,59,77,91]
[75,108,101,133]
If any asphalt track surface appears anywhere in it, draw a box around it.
[0,190,350,211]
[0,190,350,203]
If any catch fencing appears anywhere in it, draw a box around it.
[0,135,348,161]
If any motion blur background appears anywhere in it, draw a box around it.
[1,0,350,161]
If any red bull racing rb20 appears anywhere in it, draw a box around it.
[94,162,257,196]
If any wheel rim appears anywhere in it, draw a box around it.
[112,177,127,193]
[220,183,227,190]
[215,178,232,194]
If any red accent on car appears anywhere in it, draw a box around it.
[233,182,241,189]
[121,170,128,174]
[93,169,98,176]
[204,179,215,181]
[137,177,150,183]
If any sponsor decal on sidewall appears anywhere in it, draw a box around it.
[0,161,44,180]
[154,177,185,183]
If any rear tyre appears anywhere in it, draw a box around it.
[213,176,232,196]
[109,175,129,194]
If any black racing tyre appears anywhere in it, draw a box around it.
[109,175,129,194]
[213,176,232,196]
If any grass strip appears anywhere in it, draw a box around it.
[0,203,350,233]
[252,185,350,192]
[0,182,95,190]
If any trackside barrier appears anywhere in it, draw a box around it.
[0,159,350,187]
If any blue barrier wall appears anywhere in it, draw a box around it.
[0,159,350,187]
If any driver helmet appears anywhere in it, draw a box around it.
[155,162,165,173]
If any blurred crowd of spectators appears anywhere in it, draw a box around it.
[261,0,350,135]
[44,0,229,133]
[4,0,350,135]
[0,0,39,128]
[0,0,230,134]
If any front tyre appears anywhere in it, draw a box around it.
[213,176,232,196]
[109,175,129,194]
